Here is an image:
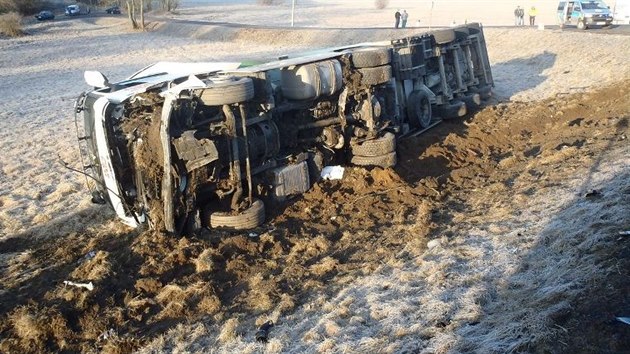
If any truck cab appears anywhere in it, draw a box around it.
[557,0,614,29]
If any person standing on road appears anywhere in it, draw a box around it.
[514,6,524,26]
[395,9,401,28]
[401,10,409,28]
[529,6,538,26]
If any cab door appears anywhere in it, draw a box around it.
[570,2,583,22]
[559,1,576,24]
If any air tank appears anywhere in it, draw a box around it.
[280,59,343,101]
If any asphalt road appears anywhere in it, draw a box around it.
[34,13,630,36]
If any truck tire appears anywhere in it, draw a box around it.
[199,77,254,106]
[208,198,265,230]
[351,47,392,68]
[358,65,392,86]
[408,90,432,128]
[351,132,396,157]
[431,29,456,44]
[350,151,397,168]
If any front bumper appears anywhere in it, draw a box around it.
[586,16,613,25]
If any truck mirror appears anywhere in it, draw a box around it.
[84,70,109,88]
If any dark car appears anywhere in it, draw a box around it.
[106,6,121,14]
[35,11,55,21]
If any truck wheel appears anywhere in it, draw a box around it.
[350,151,397,168]
[208,198,265,230]
[408,90,432,128]
[431,29,456,44]
[351,47,392,68]
[199,76,254,106]
[351,132,396,157]
[577,20,587,30]
[358,65,392,86]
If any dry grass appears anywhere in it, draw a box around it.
[217,318,239,344]
[0,12,22,37]
[154,282,210,319]
[10,307,44,344]
[6,305,72,352]
[309,256,339,276]
[193,248,218,273]
[246,273,275,312]
[70,251,113,281]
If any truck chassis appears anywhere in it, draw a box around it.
[75,23,494,234]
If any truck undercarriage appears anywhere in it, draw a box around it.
[75,24,494,234]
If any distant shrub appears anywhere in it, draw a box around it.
[0,11,23,37]
[375,0,389,10]
[0,0,48,15]
[0,0,17,13]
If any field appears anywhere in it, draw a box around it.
[0,1,629,353]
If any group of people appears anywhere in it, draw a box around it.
[394,9,409,28]
[392,6,539,29]
[514,5,538,26]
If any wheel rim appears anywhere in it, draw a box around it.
[408,91,433,128]
[418,97,432,128]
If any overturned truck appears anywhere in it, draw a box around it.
[75,24,493,234]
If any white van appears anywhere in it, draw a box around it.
[557,0,614,29]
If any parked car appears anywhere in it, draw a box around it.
[65,4,88,16]
[106,6,121,14]
[74,24,494,234]
[35,10,55,21]
[557,0,614,29]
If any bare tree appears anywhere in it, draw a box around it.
[125,0,144,30]
[159,0,179,12]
